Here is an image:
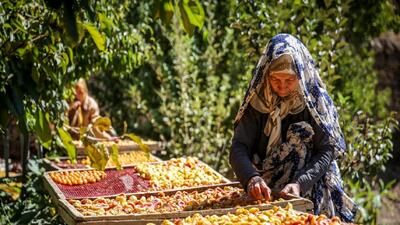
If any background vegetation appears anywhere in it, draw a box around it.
[1,0,399,224]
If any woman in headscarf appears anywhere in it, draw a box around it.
[230,33,357,222]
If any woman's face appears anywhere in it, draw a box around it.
[75,85,87,103]
[268,72,299,97]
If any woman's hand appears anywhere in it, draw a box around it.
[72,101,81,110]
[280,183,300,196]
[247,176,271,201]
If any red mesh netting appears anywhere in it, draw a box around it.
[54,162,87,169]
[58,168,151,199]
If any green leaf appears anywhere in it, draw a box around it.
[60,52,69,74]
[67,47,74,64]
[153,0,174,24]
[294,0,301,6]
[98,13,115,32]
[85,143,109,171]
[93,117,111,132]
[83,23,106,51]
[111,144,121,170]
[34,109,52,149]
[162,0,174,24]
[178,1,194,36]
[58,127,77,164]
[124,133,150,155]
[123,121,127,134]
[28,159,44,175]
[182,0,204,28]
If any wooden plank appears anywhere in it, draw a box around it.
[56,199,79,225]
[58,183,245,223]
[43,153,162,171]
[69,182,241,201]
[58,198,164,225]
[77,219,164,225]
[43,158,63,171]
[43,157,90,171]
[56,182,313,224]
[43,172,66,200]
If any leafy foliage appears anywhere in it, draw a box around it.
[91,0,399,223]
[1,0,399,224]
[0,159,64,225]
[0,0,158,138]
[57,127,77,164]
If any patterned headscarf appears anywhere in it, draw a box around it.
[249,55,306,154]
[234,33,346,153]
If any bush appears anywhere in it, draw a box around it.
[1,0,399,224]
[91,1,399,223]
[0,159,64,225]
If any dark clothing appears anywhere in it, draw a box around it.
[230,105,335,195]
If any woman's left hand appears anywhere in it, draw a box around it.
[280,183,300,196]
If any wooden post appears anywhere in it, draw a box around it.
[38,143,43,159]
[3,126,9,178]
[20,133,29,181]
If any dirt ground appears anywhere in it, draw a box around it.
[378,155,400,225]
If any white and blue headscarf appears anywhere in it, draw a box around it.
[234,33,346,154]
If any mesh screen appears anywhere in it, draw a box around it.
[54,162,87,169]
[58,168,150,199]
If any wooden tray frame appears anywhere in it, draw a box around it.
[43,158,232,201]
[43,153,162,171]
[43,156,91,171]
[55,182,313,225]
[72,140,163,156]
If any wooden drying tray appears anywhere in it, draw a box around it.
[43,158,232,201]
[43,153,162,171]
[71,140,163,156]
[55,182,314,225]
[43,156,90,171]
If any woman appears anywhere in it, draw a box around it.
[68,78,100,128]
[230,34,357,222]
[68,78,116,140]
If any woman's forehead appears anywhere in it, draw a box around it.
[75,85,84,90]
[269,72,296,79]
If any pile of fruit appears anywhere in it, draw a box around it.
[53,158,90,169]
[76,151,156,167]
[49,170,107,185]
[135,157,224,189]
[159,204,346,225]
[68,186,274,216]
[53,151,155,170]
[72,140,138,148]
[107,151,156,166]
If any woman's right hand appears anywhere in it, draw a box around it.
[72,101,81,110]
[247,176,271,201]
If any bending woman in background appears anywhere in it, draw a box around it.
[68,78,116,140]
[230,33,357,222]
